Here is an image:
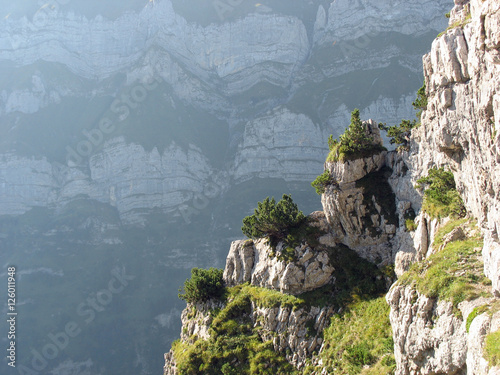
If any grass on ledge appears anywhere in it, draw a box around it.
[485,330,500,367]
[172,285,298,375]
[397,218,489,312]
[171,242,390,374]
[304,297,395,375]
[437,12,472,37]
[326,146,386,163]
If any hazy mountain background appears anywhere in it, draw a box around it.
[0,0,452,374]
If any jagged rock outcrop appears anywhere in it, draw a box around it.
[223,238,335,295]
[385,1,500,373]
[164,211,342,373]
[388,284,500,375]
[223,213,335,295]
[409,0,500,293]
[387,285,468,375]
[320,121,399,265]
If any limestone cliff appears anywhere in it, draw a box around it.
[164,0,500,374]
[415,0,500,294]
[384,1,500,374]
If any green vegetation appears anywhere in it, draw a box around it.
[172,323,296,375]
[304,297,395,375]
[379,119,418,151]
[178,268,225,303]
[432,218,469,248]
[311,170,334,195]
[466,305,489,333]
[437,12,472,37]
[314,108,389,199]
[241,194,306,251]
[398,219,487,312]
[173,284,300,375]
[405,219,417,232]
[485,330,500,366]
[413,82,428,120]
[379,82,427,150]
[172,243,390,374]
[327,109,386,163]
[227,283,304,310]
[416,167,466,219]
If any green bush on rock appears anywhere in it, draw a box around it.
[241,194,305,250]
[178,267,225,303]
[416,167,466,219]
[379,82,427,150]
[379,119,418,151]
[327,109,386,163]
[412,82,428,120]
[311,170,334,195]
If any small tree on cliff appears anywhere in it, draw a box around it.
[379,81,428,150]
[416,167,466,218]
[241,194,305,248]
[327,109,386,162]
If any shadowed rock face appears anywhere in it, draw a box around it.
[321,122,398,266]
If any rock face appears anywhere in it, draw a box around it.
[223,214,335,295]
[321,122,399,265]
[224,239,334,295]
[231,107,329,183]
[388,284,500,375]
[385,2,500,374]
[410,0,500,293]
[387,285,468,375]
[316,0,454,44]
[0,140,224,223]
[251,302,335,368]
